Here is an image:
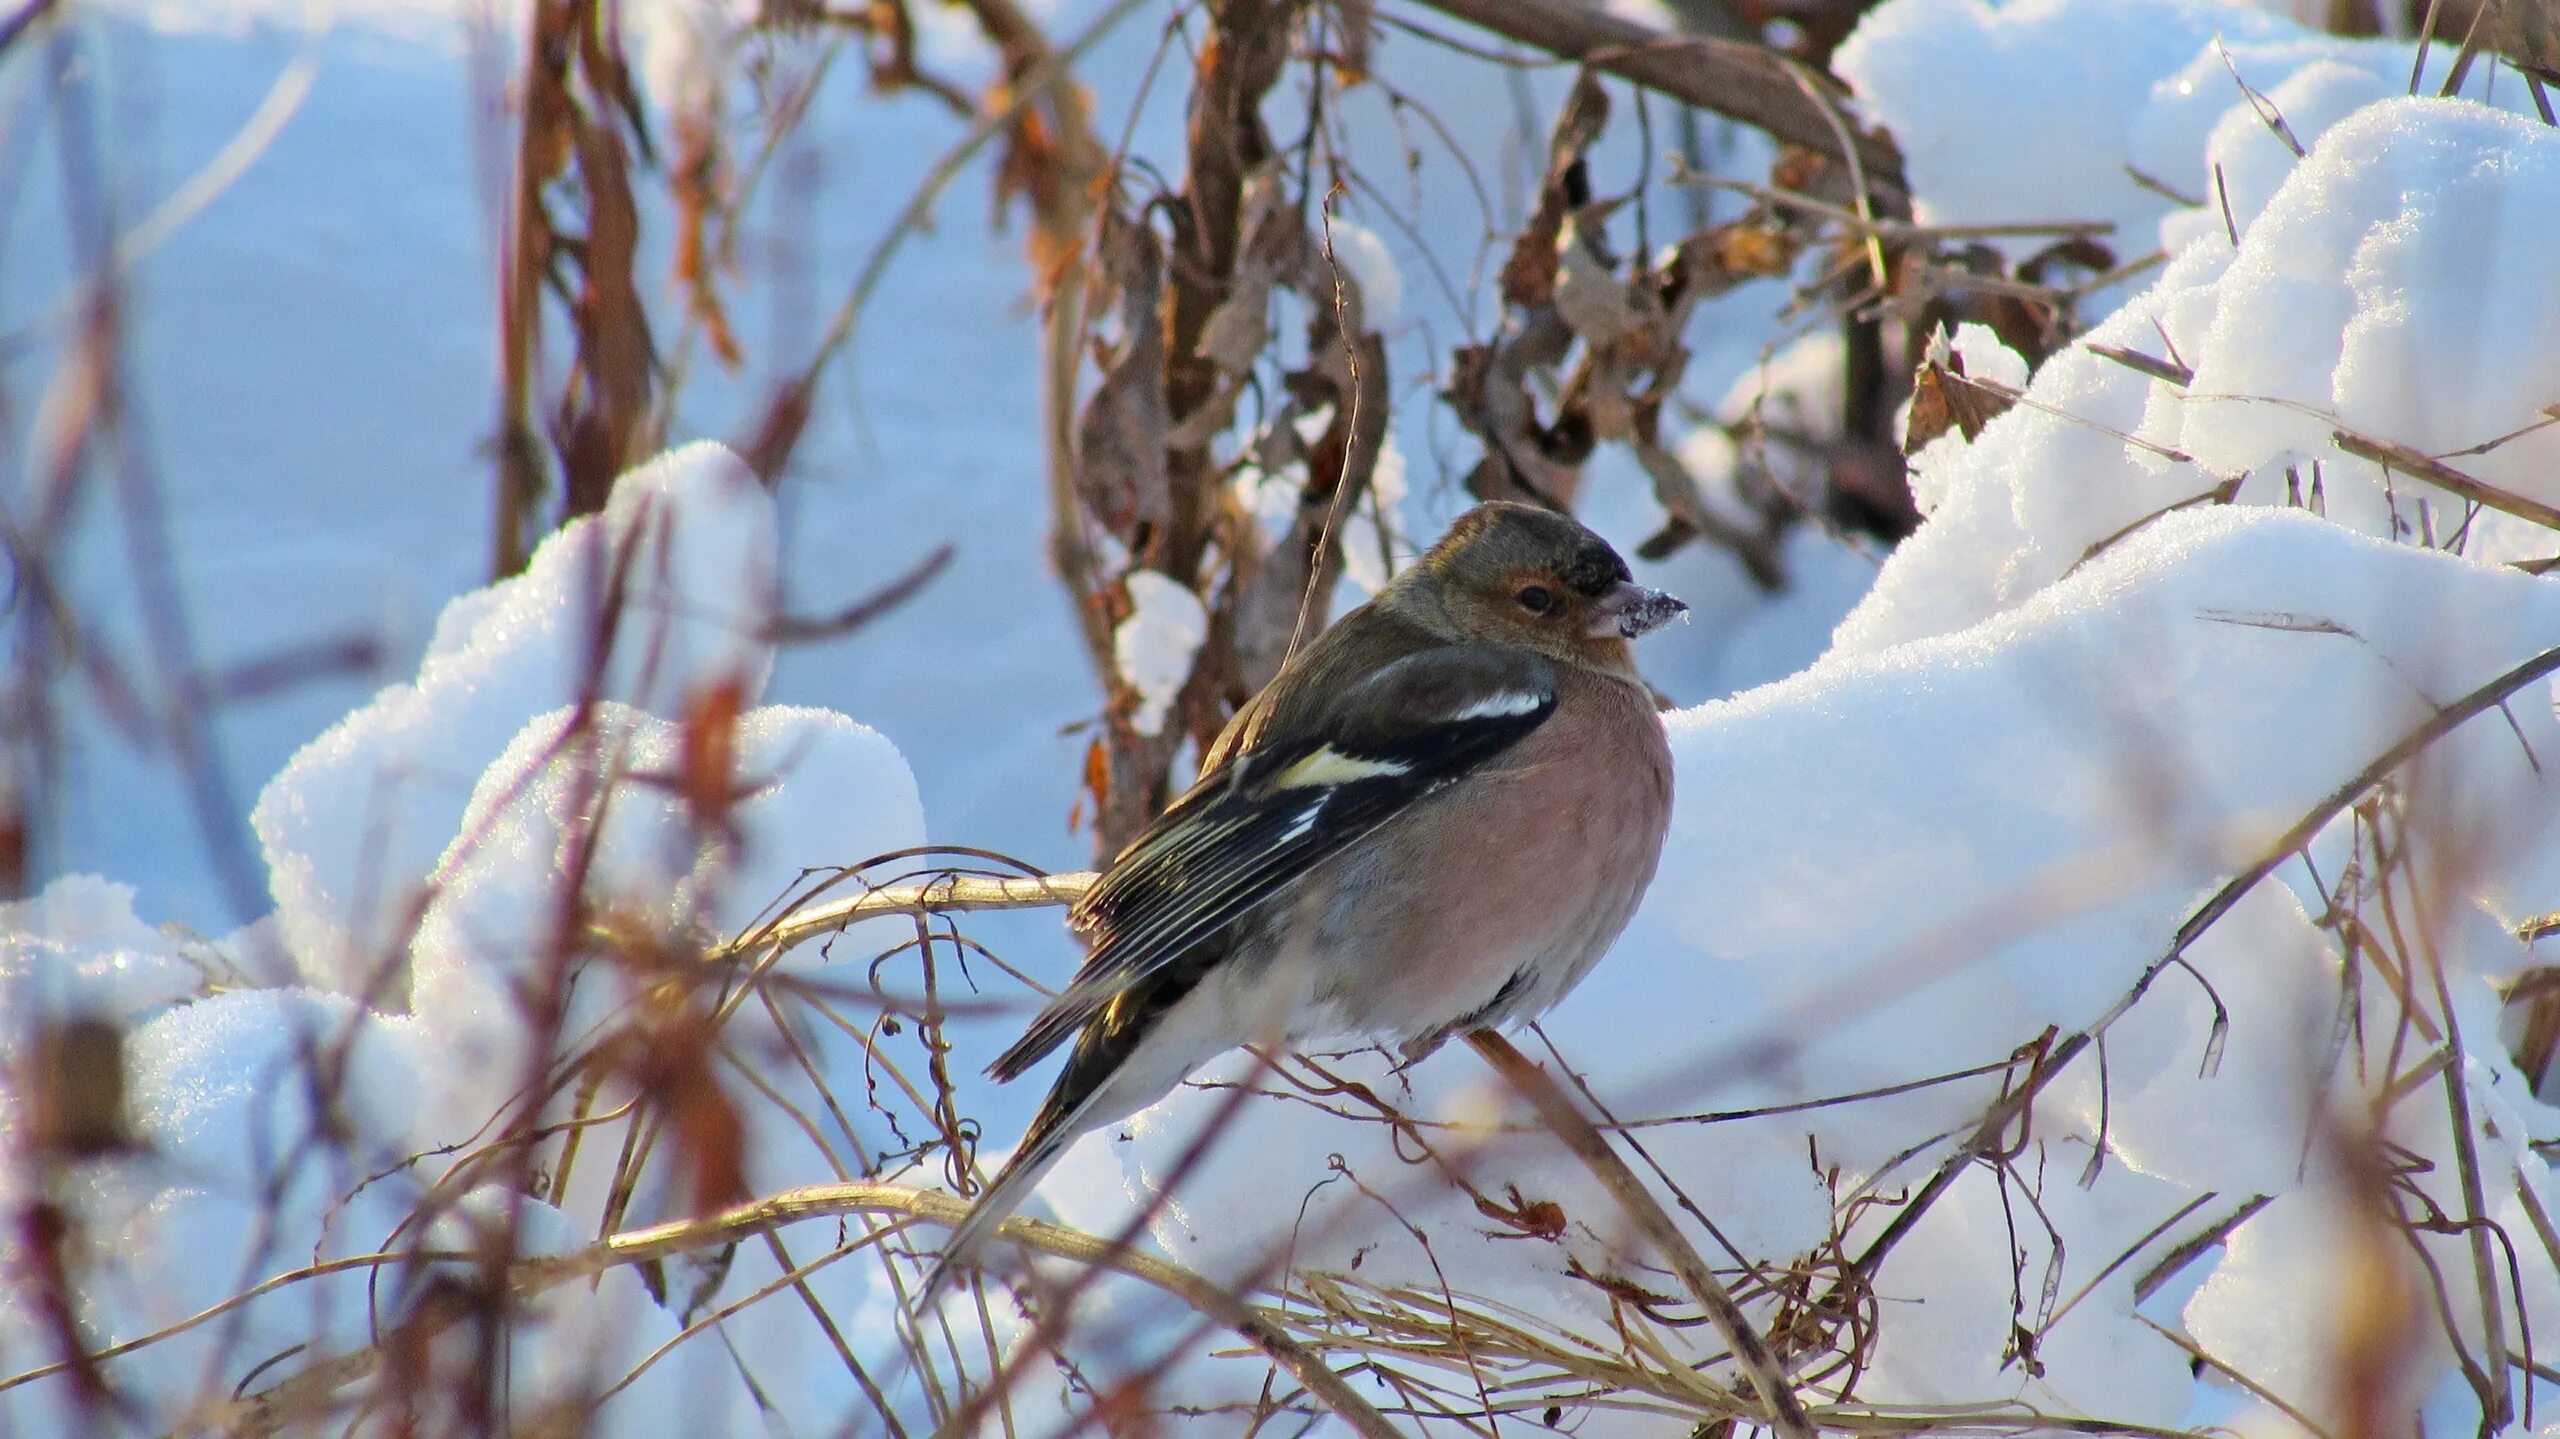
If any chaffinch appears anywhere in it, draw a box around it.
[931,501,1683,1287]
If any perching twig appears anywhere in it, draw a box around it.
[717,869,1099,966]
[714,870,1811,1435]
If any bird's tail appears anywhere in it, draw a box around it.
[922,976,1203,1303]
[920,1116,1077,1301]
[918,1042,1127,1303]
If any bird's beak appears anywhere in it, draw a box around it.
[1588,580,1688,639]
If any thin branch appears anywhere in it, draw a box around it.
[181,1183,1404,1439]
[2332,428,2560,533]
[1464,1030,1813,1439]
[717,870,1099,965]
[1842,640,2560,1294]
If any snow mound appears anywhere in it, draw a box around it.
[0,877,208,1025]
[252,441,779,995]
[1842,97,2560,658]
[1114,571,1209,737]
[410,698,923,1193]
[1837,0,2532,268]
[4,443,931,1432]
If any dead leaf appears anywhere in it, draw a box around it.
[1195,258,1275,374]
[1499,72,1609,308]
[1553,202,1646,350]
[1074,210,1172,544]
[1904,328,2014,454]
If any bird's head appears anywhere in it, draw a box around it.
[1394,501,1686,675]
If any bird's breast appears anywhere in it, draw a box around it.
[1287,670,1673,1042]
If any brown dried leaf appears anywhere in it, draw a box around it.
[1552,204,1648,351]
[23,1017,132,1159]
[1499,72,1610,308]
[1672,217,1803,306]
[1475,1183,1568,1242]
[1905,333,2014,454]
[1074,210,1172,544]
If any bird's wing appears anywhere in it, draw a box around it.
[987,643,1559,1081]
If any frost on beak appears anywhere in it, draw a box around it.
[1588,580,1688,639]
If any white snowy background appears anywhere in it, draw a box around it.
[6,0,2560,1433]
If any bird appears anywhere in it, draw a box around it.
[927,501,1684,1293]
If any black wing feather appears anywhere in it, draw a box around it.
[988,644,1556,1081]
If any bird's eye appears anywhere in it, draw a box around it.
[1514,585,1556,615]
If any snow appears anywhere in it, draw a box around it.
[1322,215,1403,328]
[13,0,2560,1432]
[1114,570,1209,737]
[0,878,208,1024]
[1849,97,2560,663]
[2182,101,2560,549]
[3,443,925,1430]
[252,441,779,995]
[1836,0,2535,268]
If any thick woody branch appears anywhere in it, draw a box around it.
[1404,0,1907,206]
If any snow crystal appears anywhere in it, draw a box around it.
[2182,100,2560,554]
[2155,57,2396,255]
[1114,570,1209,737]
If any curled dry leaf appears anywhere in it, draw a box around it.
[1904,330,2015,454]
[1074,208,1173,547]
[1195,258,1276,376]
[1552,202,1650,353]
[1500,71,1610,308]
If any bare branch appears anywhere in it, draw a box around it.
[1401,0,1907,207]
